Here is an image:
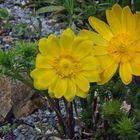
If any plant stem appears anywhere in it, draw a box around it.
[92,95,98,131]
[73,100,78,117]
[7,67,34,89]
[65,100,75,139]
[54,99,66,134]
[46,95,67,137]
[103,120,109,140]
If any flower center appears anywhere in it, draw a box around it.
[107,33,135,62]
[60,59,72,69]
[117,44,127,53]
[52,54,81,78]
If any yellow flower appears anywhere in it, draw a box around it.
[80,3,140,85]
[30,29,100,101]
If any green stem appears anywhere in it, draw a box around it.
[46,95,67,136]
[64,99,74,139]
[8,67,34,89]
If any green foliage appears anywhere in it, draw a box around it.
[134,109,140,128]
[0,41,37,74]
[102,100,122,120]
[36,6,65,15]
[79,78,140,139]
[36,121,48,134]
[0,49,17,77]
[33,0,140,31]
[113,116,137,139]
[35,0,75,27]
[80,105,92,129]
[133,0,140,11]
[33,0,109,29]
[0,8,9,18]
[0,8,14,30]
[1,124,11,136]
[0,41,37,89]
[0,49,14,68]
[14,41,38,73]
[12,23,29,37]
[63,0,75,22]
[1,124,16,137]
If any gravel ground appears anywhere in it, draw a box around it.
[0,108,57,140]
[0,100,81,140]
[0,98,66,140]
[0,0,64,49]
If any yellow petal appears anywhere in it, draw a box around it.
[38,38,47,51]
[60,28,75,51]
[122,6,135,34]
[98,62,118,85]
[81,70,100,82]
[76,88,88,98]
[48,91,55,98]
[135,41,140,52]
[112,3,122,19]
[48,76,58,94]
[103,62,118,79]
[72,39,93,59]
[30,68,56,90]
[35,54,52,68]
[80,29,108,46]
[119,62,132,85]
[121,6,135,34]
[106,9,121,34]
[81,56,99,70]
[127,14,136,34]
[130,61,140,75]
[94,46,108,55]
[70,37,85,51]
[106,4,122,34]
[106,3,122,34]
[88,16,113,41]
[98,55,114,70]
[64,80,76,102]
[54,78,67,98]
[132,54,140,64]
[38,35,60,57]
[73,74,89,92]
[121,6,130,33]
[33,80,47,90]
[135,12,140,36]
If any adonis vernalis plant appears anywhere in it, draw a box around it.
[30,29,101,101]
[80,3,140,85]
